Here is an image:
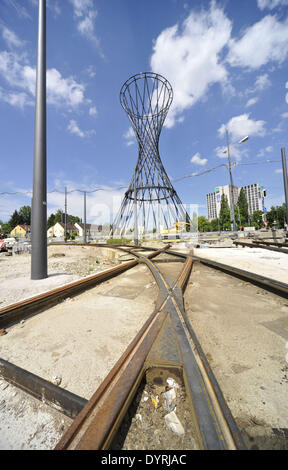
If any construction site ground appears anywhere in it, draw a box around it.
[0,242,288,449]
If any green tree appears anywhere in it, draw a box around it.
[219,194,231,230]
[1,223,11,235]
[8,210,22,229]
[197,216,210,232]
[237,188,249,226]
[47,209,80,228]
[210,218,220,232]
[67,214,80,225]
[251,210,264,230]
[234,204,240,229]
[47,213,56,229]
[18,206,31,225]
[266,204,286,228]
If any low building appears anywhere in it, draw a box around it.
[47,222,79,238]
[10,225,31,238]
[74,223,102,238]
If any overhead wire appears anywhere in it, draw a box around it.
[0,159,282,196]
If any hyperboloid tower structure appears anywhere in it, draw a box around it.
[113,72,191,240]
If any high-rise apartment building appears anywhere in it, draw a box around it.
[241,183,263,215]
[206,183,264,221]
[206,192,217,220]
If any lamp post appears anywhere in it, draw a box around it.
[84,191,87,243]
[31,0,47,280]
[224,129,248,232]
[281,148,288,231]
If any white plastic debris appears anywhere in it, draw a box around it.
[162,387,176,411]
[51,376,62,386]
[136,413,142,423]
[164,410,185,436]
[166,377,179,389]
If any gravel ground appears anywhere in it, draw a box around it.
[111,378,199,450]
[0,245,120,308]
[185,262,288,450]
[193,247,288,283]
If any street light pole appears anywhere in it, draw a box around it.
[84,191,87,243]
[64,186,67,243]
[31,0,47,280]
[134,168,138,246]
[225,128,236,232]
[281,148,288,230]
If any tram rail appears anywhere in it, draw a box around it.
[1,242,287,450]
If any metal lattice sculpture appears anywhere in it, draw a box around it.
[113,72,191,240]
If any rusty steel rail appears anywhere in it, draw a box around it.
[233,240,288,254]
[55,251,246,451]
[165,249,288,299]
[252,240,288,248]
[0,245,169,329]
[0,358,87,419]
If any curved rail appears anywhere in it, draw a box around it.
[55,249,246,450]
[166,249,288,299]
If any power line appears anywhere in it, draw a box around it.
[0,159,281,196]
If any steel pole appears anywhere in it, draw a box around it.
[134,168,138,246]
[84,191,87,243]
[31,0,47,280]
[281,148,288,228]
[226,128,236,232]
[64,187,67,242]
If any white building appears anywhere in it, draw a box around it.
[206,183,264,221]
[207,185,238,221]
[241,183,263,216]
[206,192,217,221]
[47,222,78,238]
[74,223,102,238]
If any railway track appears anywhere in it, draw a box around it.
[233,240,288,255]
[1,243,287,450]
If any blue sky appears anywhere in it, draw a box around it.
[0,0,288,223]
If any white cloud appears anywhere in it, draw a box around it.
[245,97,259,108]
[67,119,95,138]
[285,81,288,105]
[67,119,85,138]
[190,152,207,166]
[123,127,136,146]
[254,74,271,91]
[215,144,247,162]
[1,25,25,49]
[47,68,85,108]
[5,0,31,19]
[86,65,96,78]
[69,0,103,55]
[281,112,288,118]
[0,51,86,109]
[47,178,125,224]
[0,86,33,108]
[275,168,283,173]
[257,145,273,158]
[257,0,288,10]
[227,15,288,69]
[150,2,232,127]
[218,113,266,141]
[89,106,97,116]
